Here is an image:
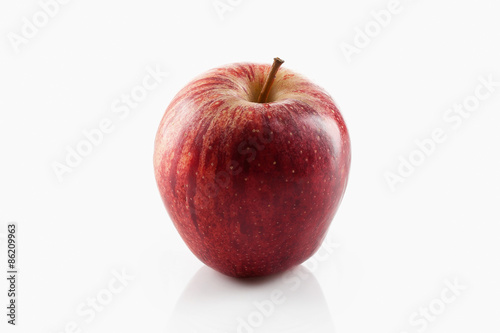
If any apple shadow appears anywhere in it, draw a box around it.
[165,265,335,333]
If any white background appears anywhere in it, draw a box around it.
[1,0,499,332]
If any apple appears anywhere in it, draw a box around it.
[154,58,350,278]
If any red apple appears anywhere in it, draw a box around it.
[154,58,350,278]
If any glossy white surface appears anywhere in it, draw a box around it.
[1,0,499,332]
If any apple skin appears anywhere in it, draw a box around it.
[154,62,350,278]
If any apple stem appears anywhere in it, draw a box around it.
[257,57,284,103]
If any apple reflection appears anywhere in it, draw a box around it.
[166,265,335,332]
